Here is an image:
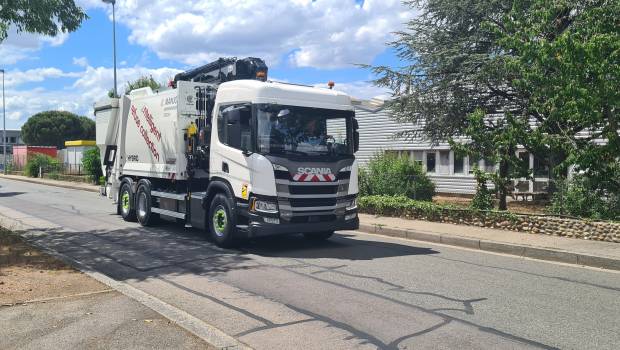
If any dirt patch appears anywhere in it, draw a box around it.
[0,228,108,305]
[433,195,548,215]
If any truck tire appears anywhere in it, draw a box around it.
[208,193,237,248]
[303,231,334,241]
[136,184,158,226]
[119,182,136,222]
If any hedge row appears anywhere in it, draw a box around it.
[359,195,517,224]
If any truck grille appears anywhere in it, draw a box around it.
[274,170,351,221]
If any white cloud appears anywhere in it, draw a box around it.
[0,26,71,65]
[91,0,411,69]
[3,64,182,128]
[72,57,89,67]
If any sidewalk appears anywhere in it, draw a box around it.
[358,213,620,270]
[0,228,208,349]
[0,174,99,193]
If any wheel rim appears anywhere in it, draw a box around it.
[212,206,227,237]
[138,192,148,218]
[121,191,130,214]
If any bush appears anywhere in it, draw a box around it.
[470,169,495,210]
[82,148,102,183]
[24,154,60,178]
[359,152,435,201]
[548,176,620,221]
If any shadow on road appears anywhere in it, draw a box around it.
[0,191,25,197]
[243,233,438,260]
[11,221,437,283]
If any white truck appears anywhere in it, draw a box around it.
[95,57,359,247]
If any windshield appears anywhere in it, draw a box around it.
[256,104,353,157]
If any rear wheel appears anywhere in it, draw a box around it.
[136,184,158,226]
[119,182,136,222]
[208,193,237,248]
[303,231,334,241]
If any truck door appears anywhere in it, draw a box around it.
[211,103,253,200]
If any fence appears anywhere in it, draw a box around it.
[5,154,86,176]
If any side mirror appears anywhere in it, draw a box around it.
[103,145,117,166]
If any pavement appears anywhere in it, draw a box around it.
[0,177,619,350]
[1,290,209,350]
[3,173,619,270]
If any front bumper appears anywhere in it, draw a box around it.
[241,213,359,238]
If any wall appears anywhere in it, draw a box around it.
[360,201,620,243]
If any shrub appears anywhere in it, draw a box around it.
[82,147,103,183]
[24,154,60,178]
[470,168,495,210]
[359,152,435,201]
[548,176,620,221]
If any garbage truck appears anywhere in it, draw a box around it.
[95,57,359,247]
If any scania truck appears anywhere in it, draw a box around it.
[95,57,359,247]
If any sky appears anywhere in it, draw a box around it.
[1,0,412,129]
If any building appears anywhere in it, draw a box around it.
[352,98,550,195]
[1,129,24,154]
[60,140,97,174]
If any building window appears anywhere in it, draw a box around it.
[439,151,450,174]
[468,157,479,174]
[454,154,464,174]
[426,152,436,173]
[9,137,16,144]
[483,158,496,173]
[411,151,423,166]
[533,156,549,177]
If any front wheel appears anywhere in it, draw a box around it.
[119,182,136,222]
[208,194,237,248]
[303,231,334,241]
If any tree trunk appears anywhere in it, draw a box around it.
[498,158,508,211]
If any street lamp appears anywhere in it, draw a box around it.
[1,69,5,175]
[102,0,118,98]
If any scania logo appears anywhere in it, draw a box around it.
[297,167,332,175]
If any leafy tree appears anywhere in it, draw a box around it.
[496,0,620,195]
[368,0,620,203]
[0,0,87,42]
[82,147,102,183]
[108,75,163,97]
[21,111,95,148]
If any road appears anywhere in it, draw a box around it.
[1,178,619,350]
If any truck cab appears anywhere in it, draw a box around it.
[208,80,359,241]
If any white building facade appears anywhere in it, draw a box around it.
[353,99,550,195]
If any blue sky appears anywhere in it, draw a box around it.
[1,0,410,129]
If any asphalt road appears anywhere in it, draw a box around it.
[1,178,619,350]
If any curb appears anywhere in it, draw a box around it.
[358,223,620,271]
[0,175,99,193]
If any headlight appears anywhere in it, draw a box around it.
[346,198,357,211]
[253,199,278,214]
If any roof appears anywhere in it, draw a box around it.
[216,80,354,111]
[65,140,96,147]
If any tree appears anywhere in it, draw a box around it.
[21,111,95,148]
[108,75,163,97]
[368,0,620,207]
[0,0,87,42]
[82,147,102,183]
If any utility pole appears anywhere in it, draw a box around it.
[102,0,118,97]
[1,69,5,174]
